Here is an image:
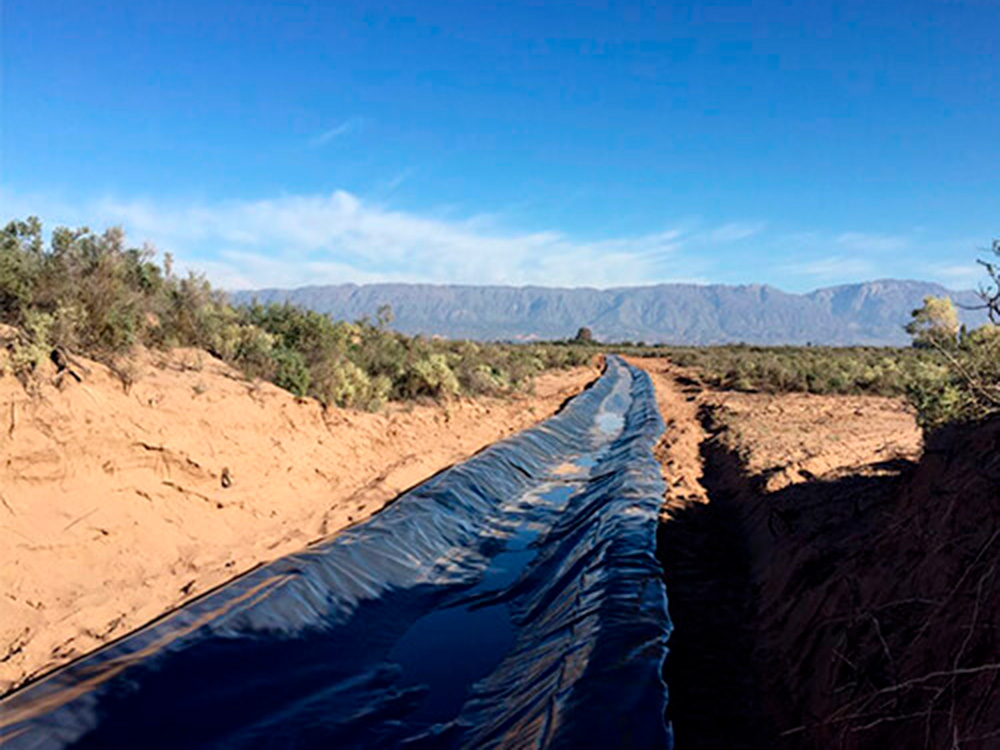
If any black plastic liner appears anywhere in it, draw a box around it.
[0,357,673,749]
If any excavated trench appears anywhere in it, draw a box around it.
[652,397,928,749]
[656,411,776,749]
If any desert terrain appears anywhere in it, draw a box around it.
[0,348,599,695]
[4,348,997,748]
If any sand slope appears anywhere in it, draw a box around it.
[0,348,598,695]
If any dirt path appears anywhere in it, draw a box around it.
[638,362,711,511]
[0,349,599,696]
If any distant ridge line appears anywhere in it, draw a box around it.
[233,280,987,346]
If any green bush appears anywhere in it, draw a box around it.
[0,217,44,321]
[905,359,965,429]
[408,353,462,399]
[908,324,1000,429]
[230,324,277,380]
[271,348,311,397]
[311,359,380,410]
[7,310,55,380]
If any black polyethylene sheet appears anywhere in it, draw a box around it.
[0,356,673,749]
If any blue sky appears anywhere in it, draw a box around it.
[2,0,997,290]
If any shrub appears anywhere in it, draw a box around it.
[906,295,959,349]
[271,348,311,397]
[910,322,1000,429]
[230,324,276,380]
[7,310,55,381]
[905,360,966,429]
[313,358,385,410]
[900,260,1000,428]
[0,217,44,321]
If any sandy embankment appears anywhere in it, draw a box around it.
[0,348,599,695]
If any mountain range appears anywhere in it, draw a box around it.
[233,280,990,346]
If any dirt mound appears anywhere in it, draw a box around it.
[0,348,598,695]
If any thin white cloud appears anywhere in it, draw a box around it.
[383,168,415,191]
[835,231,909,253]
[769,229,913,286]
[780,255,876,280]
[309,118,363,147]
[13,185,971,292]
[16,190,722,289]
[700,221,766,243]
[923,262,985,290]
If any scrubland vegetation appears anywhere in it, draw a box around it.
[622,329,997,430]
[0,218,592,409]
[635,344,932,397]
[615,243,1000,430]
[626,341,997,428]
[3,216,996,428]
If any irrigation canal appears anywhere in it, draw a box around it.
[0,356,673,749]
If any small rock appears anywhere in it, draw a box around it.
[51,348,68,372]
[221,467,233,488]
